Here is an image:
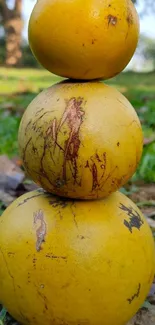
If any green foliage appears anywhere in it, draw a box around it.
[0,112,20,157]
[0,91,38,157]
[0,307,7,325]
[127,87,155,183]
[134,143,155,183]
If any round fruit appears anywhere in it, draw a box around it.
[28,0,139,80]
[18,81,143,199]
[0,190,154,325]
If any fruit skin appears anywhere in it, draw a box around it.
[18,81,143,199]
[28,0,139,80]
[0,190,154,325]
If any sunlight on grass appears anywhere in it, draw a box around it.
[0,68,62,93]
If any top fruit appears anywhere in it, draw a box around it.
[28,0,139,80]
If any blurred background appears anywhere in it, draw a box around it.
[0,0,155,212]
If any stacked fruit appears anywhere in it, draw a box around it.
[0,1,155,325]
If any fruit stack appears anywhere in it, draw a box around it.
[0,1,155,325]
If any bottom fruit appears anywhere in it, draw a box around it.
[0,189,154,325]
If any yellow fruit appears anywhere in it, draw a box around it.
[18,81,143,199]
[28,0,139,80]
[0,190,154,325]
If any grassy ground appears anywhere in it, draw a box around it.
[0,67,155,182]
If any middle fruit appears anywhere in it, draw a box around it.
[18,81,143,199]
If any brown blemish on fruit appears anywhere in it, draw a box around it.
[85,152,107,192]
[120,204,144,233]
[61,283,70,289]
[92,163,99,191]
[35,107,44,116]
[85,160,89,168]
[99,154,109,190]
[31,112,51,131]
[49,197,68,209]
[33,257,37,270]
[17,189,45,207]
[36,288,49,313]
[71,204,78,229]
[127,8,133,25]
[127,284,141,304]
[78,235,86,240]
[25,120,32,134]
[46,254,67,260]
[50,97,85,185]
[108,15,117,26]
[83,68,92,77]
[38,132,57,188]
[27,272,31,283]
[7,252,15,257]
[100,165,118,190]
[125,6,134,40]
[23,137,32,169]
[32,145,38,154]
[40,144,51,180]
[92,39,97,44]
[96,153,102,162]
[33,210,47,252]
[99,152,107,178]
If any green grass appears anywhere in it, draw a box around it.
[0,67,155,183]
[0,67,62,94]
